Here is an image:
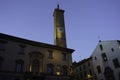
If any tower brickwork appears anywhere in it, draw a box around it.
[53,5,67,48]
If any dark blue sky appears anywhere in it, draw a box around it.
[0,0,120,62]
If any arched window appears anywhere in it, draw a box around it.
[47,63,54,75]
[15,59,24,72]
[32,59,39,73]
[62,65,68,76]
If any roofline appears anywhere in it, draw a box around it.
[0,33,74,53]
[99,40,120,43]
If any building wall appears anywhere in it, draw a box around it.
[92,40,120,80]
[0,36,74,80]
[73,57,95,80]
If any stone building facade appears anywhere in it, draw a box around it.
[72,57,95,80]
[91,40,120,80]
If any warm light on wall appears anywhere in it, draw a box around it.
[87,74,92,79]
[119,46,120,49]
[56,72,61,75]
[29,65,32,72]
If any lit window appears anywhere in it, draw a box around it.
[56,65,61,75]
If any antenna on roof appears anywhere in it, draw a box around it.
[98,35,101,42]
[57,4,59,9]
[57,0,60,9]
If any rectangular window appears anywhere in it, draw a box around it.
[97,65,102,74]
[62,53,67,61]
[99,45,103,51]
[16,63,22,72]
[0,42,5,51]
[83,64,86,69]
[88,62,90,66]
[101,53,107,61]
[113,58,120,68]
[19,47,25,54]
[19,44,26,55]
[79,66,81,71]
[15,60,24,72]
[48,50,53,59]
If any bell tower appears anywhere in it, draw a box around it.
[53,5,67,48]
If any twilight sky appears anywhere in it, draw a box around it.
[0,0,120,62]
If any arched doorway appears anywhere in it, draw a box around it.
[104,67,115,80]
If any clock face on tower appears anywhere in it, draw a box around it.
[57,27,64,38]
[58,27,64,32]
